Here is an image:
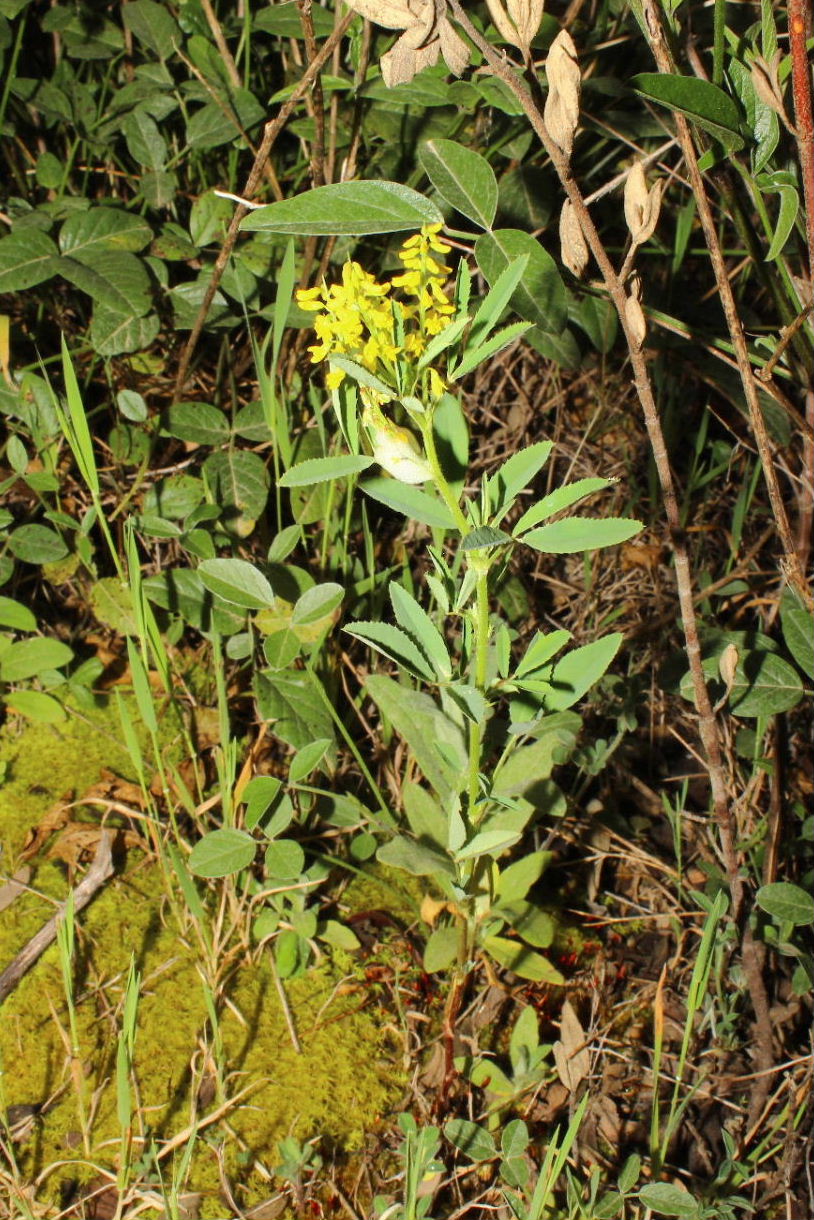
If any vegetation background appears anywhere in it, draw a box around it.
[0,0,811,1218]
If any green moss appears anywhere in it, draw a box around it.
[0,705,407,1217]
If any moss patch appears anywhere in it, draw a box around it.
[0,705,406,1216]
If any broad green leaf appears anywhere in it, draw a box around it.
[636,1182,700,1218]
[780,587,813,678]
[144,568,246,635]
[403,781,448,847]
[377,834,455,877]
[242,776,282,830]
[444,1119,496,1162]
[390,582,451,681]
[756,882,814,927]
[289,738,332,784]
[465,1056,515,1097]
[189,828,256,878]
[462,525,512,551]
[253,1,335,37]
[264,839,305,879]
[450,321,531,380]
[0,636,73,682]
[631,73,744,150]
[198,558,276,609]
[254,670,334,749]
[0,596,37,631]
[545,633,623,712]
[0,229,60,293]
[496,852,551,904]
[509,1006,539,1067]
[501,1118,530,1163]
[498,165,555,231]
[365,673,466,802]
[423,924,461,973]
[360,477,457,530]
[526,323,582,370]
[418,138,498,230]
[57,251,152,316]
[3,689,66,723]
[507,903,555,948]
[89,308,160,357]
[189,191,233,248]
[483,936,565,983]
[345,620,436,681]
[513,478,615,535]
[121,0,179,56]
[279,455,373,487]
[489,441,554,518]
[681,647,804,717]
[144,474,204,520]
[186,91,264,150]
[292,582,344,626]
[123,108,167,169]
[475,229,567,334]
[203,449,270,523]
[162,402,231,446]
[7,524,69,564]
[59,208,152,258]
[521,517,643,552]
[515,629,571,678]
[241,181,443,236]
[456,829,521,861]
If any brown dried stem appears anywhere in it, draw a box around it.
[171,11,355,402]
[447,0,743,918]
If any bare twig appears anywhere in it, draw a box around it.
[171,11,355,401]
[447,0,743,920]
[0,832,114,1004]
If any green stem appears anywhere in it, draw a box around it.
[467,568,491,820]
[420,416,469,536]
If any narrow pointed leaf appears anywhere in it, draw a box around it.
[522,516,643,553]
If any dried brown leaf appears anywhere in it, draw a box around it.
[544,30,580,161]
[559,198,589,277]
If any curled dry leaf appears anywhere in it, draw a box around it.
[485,0,545,55]
[344,0,469,87]
[559,197,589,277]
[750,52,793,130]
[625,272,647,350]
[543,30,580,161]
[553,998,590,1092]
[623,161,663,247]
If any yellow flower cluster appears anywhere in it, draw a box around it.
[296,224,455,397]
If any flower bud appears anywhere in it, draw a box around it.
[486,0,545,54]
[544,30,580,162]
[363,405,432,484]
[625,273,647,350]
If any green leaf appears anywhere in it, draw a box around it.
[462,525,512,551]
[3,689,66,723]
[327,354,396,399]
[59,207,152,258]
[513,478,615,535]
[483,936,565,983]
[475,229,567,334]
[365,673,466,803]
[254,1,335,37]
[467,255,530,349]
[501,1118,530,1164]
[264,839,305,879]
[780,587,814,678]
[418,139,498,230]
[377,835,455,877]
[57,251,152,317]
[7,524,69,564]
[545,633,623,712]
[759,173,799,262]
[279,454,373,486]
[345,620,437,681]
[188,828,256,878]
[489,441,554,519]
[444,1119,496,1162]
[424,924,461,973]
[521,517,643,553]
[636,1182,700,1218]
[89,308,160,357]
[390,582,451,681]
[198,558,276,609]
[240,181,443,236]
[123,108,168,169]
[0,596,37,631]
[756,882,814,927]
[254,670,334,750]
[162,402,231,446]
[451,322,531,381]
[203,449,270,523]
[681,646,804,718]
[0,636,73,682]
[289,738,332,784]
[121,0,180,56]
[631,73,743,150]
[292,582,343,627]
[0,229,60,293]
[496,852,551,904]
[360,477,457,530]
[403,782,448,847]
[456,828,521,861]
[515,629,571,678]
